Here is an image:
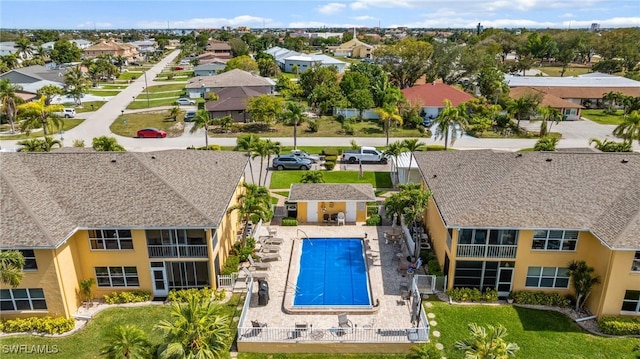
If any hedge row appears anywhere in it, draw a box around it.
[167,287,226,303]
[0,316,75,334]
[511,291,570,307]
[104,290,151,304]
[282,217,298,226]
[447,287,499,303]
[597,316,640,336]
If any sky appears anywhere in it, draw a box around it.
[1,0,639,30]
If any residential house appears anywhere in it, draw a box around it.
[390,152,421,185]
[204,87,263,122]
[128,40,157,57]
[193,60,228,76]
[265,46,347,73]
[0,150,249,319]
[287,184,376,224]
[413,150,640,318]
[505,73,640,108]
[0,65,66,94]
[509,87,584,121]
[185,69,274,99]
[197,52,229,66]
[205,40,232,59]
[332,38,375,59]
[0,42,17,56]
[70,39,93,50]
[166,39,181,50]
[83,40,140,62]
[402,82,476,119]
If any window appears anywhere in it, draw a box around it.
[632,251,640,272]
[19,250,37,270]
[525,267,569,288]
[532,230,578,251]
[95,266,139,287]
[0,288,47,311]
[621,290,640,313]
[459,229,518,245]
[89,229,133,250]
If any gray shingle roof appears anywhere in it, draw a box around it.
[0,150,247,248]
[288,184,376,202]
[413,150,640,249]
[185,69,272,89]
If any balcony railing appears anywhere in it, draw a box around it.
[456,244,517,258]
[147,245,208,258]
[237,325,429,343]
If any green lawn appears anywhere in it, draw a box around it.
[0,119,84,140]
[582,109,626,125]
[428,301,639,359]
[110,110,186,137]
[269,171,392,189]
[75,101,107,113]
[239,354,404,359]
[539,66,592,77]
[126,98,180,110]
[146,83,187,93]
[100,84,129,90]
[87,89,122,96]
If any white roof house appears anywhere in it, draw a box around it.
[391,152,422,185]
[266,46,346,73]
[505,74,640,88]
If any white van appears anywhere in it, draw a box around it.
[53,108,76,118]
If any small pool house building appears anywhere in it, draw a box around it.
[287,184,376,224]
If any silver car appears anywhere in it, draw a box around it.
[290,150,320,163]
[272,155,312,170]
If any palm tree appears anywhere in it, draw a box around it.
[14,37,32,60]
[263,139,281,186]
[252,139,270,186]
[0,250,25,287]
[533,136,559,151]
[602,91,623,114]
[374,106,403,146]
[589,138,632,152]
[280,102,307,150]
[301,170,325,183]
[227,182,272,244]
[64,67,88,105]
[402,139,426,184]
[79,278,96,308]
[406,343,442,359]
[0,79,22,133]
[383,140,406,187]
[114,55,126,72]
[537,105,562,137]
[18,136,63,152]
[454,323,520,359]
[613,110,640,145]
[236,134,260,184]
[155,296,231,359]
[36,84,64,106]
[100,325,151,359]
[169,106,180,122]
[567,260,600,312]
[190,109,216,148]
[433,100,469,150]
[17,97,64,136]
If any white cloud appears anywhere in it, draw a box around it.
[289,21,364,28]
[350,0,414,10]
[76,21,112,29]
[317,2,346,15]
[353,15,377,21]
[138,16,278,29]
[559,13,575,18]
[391,15,640,29]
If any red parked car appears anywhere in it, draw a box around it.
[174,66,184,71]
[136,128,167,138]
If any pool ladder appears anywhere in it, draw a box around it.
[286,281,300,295]
[296,228,309,240]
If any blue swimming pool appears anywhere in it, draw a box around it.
[294,238,372,307]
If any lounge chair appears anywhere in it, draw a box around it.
[248,256,270,271]
[338,313,353,334]
[267,227,277,236]
[337,212,345,226]
[259,244,280,253]
[256,252,281,261]
[247,320,267,337]
[241,267,268,281]
[259,236,284,245]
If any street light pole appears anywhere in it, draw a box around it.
[144,71,150,108]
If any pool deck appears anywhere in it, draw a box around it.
[239,224,426,331]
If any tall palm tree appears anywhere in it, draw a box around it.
[0,250,25,287]
[454,323,520,359]
[602,91,623,114]
[235,134,260,184]
[100,325,151,359]
[227,182,273,244]
[402,138,426,183]
[280,102,307,150]
[537,105,562,137]
[190,109,216,148]
[64,67,89,106]
[17,96,64,136]
[567,260,600,311]
[155,296,231,359]
[433,100,469,150]
[374,106,403,146]
[114,55,126,72]
[613,110,640,145]
[0,79,22,134]
[507,93,540,129]
[383,140,406,187]
[252,139,270,186]
[14,37,32,60]
[263,139,281,186]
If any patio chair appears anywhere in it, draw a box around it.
[242,267,269,281]
[258,244,280,253]
[338,313,353,334]
[248,320,267,337]
[256,252,281,262]
[337,212,345,226]
[248,256,270,271]
[267,227,277,236]
[291,322,308,339]
[259,236,284,245]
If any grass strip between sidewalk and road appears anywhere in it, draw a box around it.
[269,171,392,189]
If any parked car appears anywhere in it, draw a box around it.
[341,146,388,164]
[184,110,196,122]
[136,128,167,138]
[421,117,433,127]
[53,108,76,118]
[272,155,312,170]
[174,66,184,71]
[290,149,321,163]
[175,98,195,106]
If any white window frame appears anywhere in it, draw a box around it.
[0,288,47,311]
[89,229,134,251]
[621,290,640,313]
[525,266,570,288]
[531,230,578,251]
[632,251,640,272]
[95,266,139,287]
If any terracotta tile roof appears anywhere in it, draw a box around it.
[0,150,247,249]
[402,83,475,107]
[288,184,376,202]
[413,150,640,249]
[509,87,583,109]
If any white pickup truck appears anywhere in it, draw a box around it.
[341,146,388,164]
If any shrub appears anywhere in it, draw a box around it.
[104,290,152,304]
[221,255,240,275]
[190,144,221,151]
[447,287,483,302]
[335,114,345,123]
[597,316,640,336]
[307,119,319,133]
[342,122,355,135]
[230,237,256,262]
[427,259,443,276]
[1,316,75,334]
[324,161,335,170]
[365,214,381,226]
[511,291,570,307]
[281,217,298,226]
[324,155,338,162]
[483,288,499,302]
[321,148,339,156]
[167,287,225,303]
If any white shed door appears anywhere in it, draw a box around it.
[346,202,357,222]
[307,201,318,223]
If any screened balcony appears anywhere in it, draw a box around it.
[146,229,208,258]
[456,229,518,259]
